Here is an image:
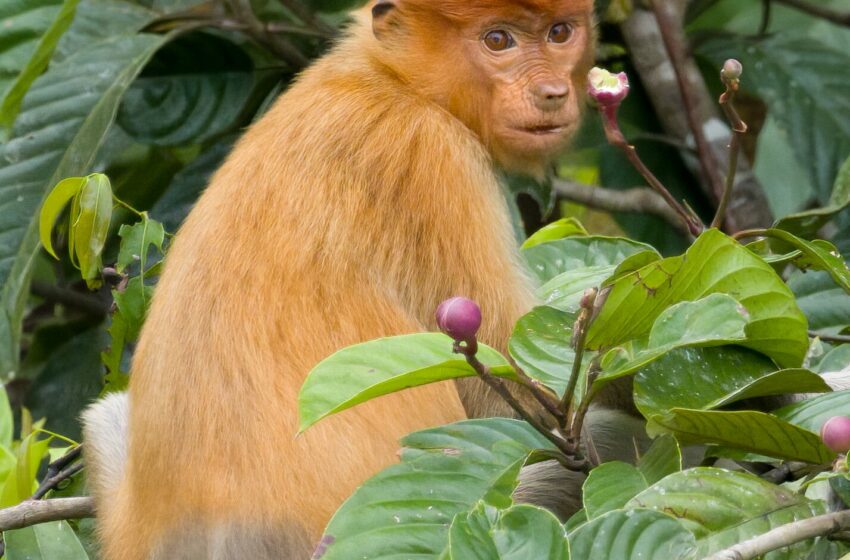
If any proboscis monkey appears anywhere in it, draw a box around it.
[82,0,596,557]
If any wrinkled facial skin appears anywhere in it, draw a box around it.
[461,11,592,170]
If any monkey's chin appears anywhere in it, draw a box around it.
[501,126,572,159]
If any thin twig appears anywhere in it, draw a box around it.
[772,0,850,27]
[30,282,109,317]
[32,446,83,500]
[0,497,94,532]
[759,0,773,35]
[560,295,595,425]
[712,71,748,230]
[226,0,309,68]
[704,509,850,560]
[651,0,726,203]
[810,331,850,345]
[552,180,686,233]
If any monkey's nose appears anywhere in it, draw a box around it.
[533,80,569,110]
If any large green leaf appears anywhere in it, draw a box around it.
[523,236,655,285]
[773,390,850,434]
[655,409,834,464]
[634,347,830,419]
[5,520,89,560]
[765,229,850,294]
[637,435,681,485]
[0,0,81,132]
[698,36,850,203]
[116,33,254,146]
[446,503,569,560]
[318,419,555,560]
[596,294,750,384]
[0,31,167,378]
[568,509,696,560]
[582,462,647,520]
[587,230,809,368]
[298,333,514,432]
[628,468,827,559]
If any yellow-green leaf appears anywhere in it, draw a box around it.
[37,177,85,259]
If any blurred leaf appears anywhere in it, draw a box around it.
[637,435,681,485]
[0,31,167,378]
[654,409,833,463]
[773,390,850,435]
[628,468,827,558]
[523,236,655,285]
[0,388,12,450]
[318,419,555,560]
[596,294,750,385]
[5,521,89,560]
[634,347,830,419]
[446,503,569,560]
[303,0,365,12]
[0,430,51,507]
[150,136,235,232]
[117,33,253,146]
[583,462,647,519]
[298,334,514,432]
[568,509,696,560]
[509,306,585,398]
[522,218,588,249]
[0,0,80,132]
[38,177,85,259]
[773,152,850,235]
[101,311,129,392]
[789,270,850,332]
[112,277,153,341]
[817,345,850,373]
[587,230,809,368]
[698,36,850,203]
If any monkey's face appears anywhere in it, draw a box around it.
[462,9,594,170]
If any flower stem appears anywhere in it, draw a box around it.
[712,80,749,230]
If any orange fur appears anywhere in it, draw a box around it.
[89,1,594,558]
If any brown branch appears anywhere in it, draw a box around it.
[553,179,687,234]
[0,498,94,532]
[810,331,850,345]
[30,282,109,317]
[704,509,850,560]
[226,0,308,68]
[712,69,749,230]
[651,0,726,203]
[32,446,83,500]
[773,0,850,27]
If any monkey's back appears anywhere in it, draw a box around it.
[103,25,472,559]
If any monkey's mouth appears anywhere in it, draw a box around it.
[520,124,569,135]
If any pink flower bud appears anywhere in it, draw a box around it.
[821,416,850,453]
[587,67,630,108]
[721,59,743,82]
[435,297,482,342]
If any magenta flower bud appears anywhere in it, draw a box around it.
[721,59,743,82]
[821,416,850,453]
[587,67,630,109]
[435,297,482,342]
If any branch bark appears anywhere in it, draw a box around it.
[620,1,773,231]
[0,498,94,532]
[704,509,850,560]
[552,179,687,233]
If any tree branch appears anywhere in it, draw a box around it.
[552,179,687,233]
[772,0,850,27]
[0,498,94,532]
[704,509,850,560]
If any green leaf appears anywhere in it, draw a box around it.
[523,236,655,285]
[628,468,827,558]
[634,347,830,419]
[116,218,165,274]
[5,521,89,560]
[653,409,833,464]
[38,176,85,259]
[522,218,588,249]
[0,0,81,132]
[0,388,13,450]
[698,35,850,202]
[772,153,850,237]
[298,334,514,432]
[508,306,585,397]
[583,462,647,520]
[596,294,751,384]
[0,31,167,378]
[817,344,850,373]
[568,509,696,560]
[446,503,569,560]
[587,229,809,368]
[318,419,555,560]
[773,390,850,434]
[790,270,850,332]
[0,430,51,507]
[69,174,112,288]
[637,435,681,485]
[100,311,129,392]
[766,229,850,294]
[112,276,154,341]
[116,33,254,146]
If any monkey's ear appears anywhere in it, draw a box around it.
[372,0,398,39]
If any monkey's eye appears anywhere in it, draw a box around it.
[548,23,573,44]
[483,30,515,52]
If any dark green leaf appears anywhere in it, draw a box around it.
[637,435,681,485]
[583,462,647,519]
[766,229,850,294]
[568,509,696,560]
[790,270,850,332]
